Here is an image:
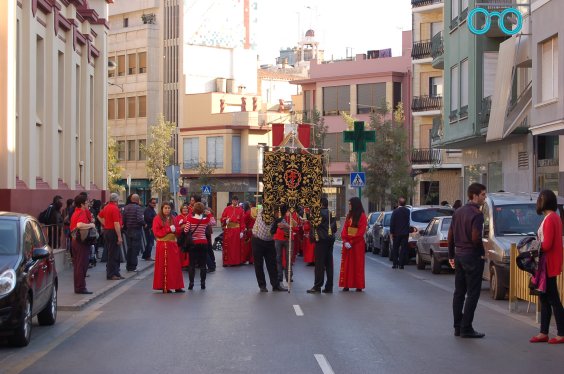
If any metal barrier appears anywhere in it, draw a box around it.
[509,243,564,320]
[41,223,67,250]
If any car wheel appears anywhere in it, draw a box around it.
[10,295,32,347]
[372,239,380,255]
[490,266,506,300]
[381,240,389,258]
[416,251,425,270]
[38,284,57,326]
[430,253,441,274]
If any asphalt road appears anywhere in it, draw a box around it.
[1,246,564,374]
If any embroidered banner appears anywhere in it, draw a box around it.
[262,152,324,226]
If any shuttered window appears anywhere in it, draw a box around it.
[541,36,559,102]
[450,65,459,111]
[232,135,241,173]
[483,52,498,98]
[460,59,469,108]
[183,138,199,169]
[206,136,224,168]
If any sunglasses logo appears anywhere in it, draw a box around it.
[467,7,523,36]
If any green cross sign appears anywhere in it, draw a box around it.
[343,121,376,199]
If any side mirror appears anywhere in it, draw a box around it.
[32,248,50,261]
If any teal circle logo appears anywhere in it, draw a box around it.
[468,7,523,36]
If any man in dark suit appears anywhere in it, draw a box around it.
[390,197,410,269]
[307,197,337,294]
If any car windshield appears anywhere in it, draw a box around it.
[0,220,18,255]
[440,218,452,233]
[411,208,453,224]
[369,214,378,225]
[494,204,544,236]
[383,214,392,226]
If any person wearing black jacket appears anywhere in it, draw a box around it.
[447,182,487,339]
[142,198,157,261]
[389,197,410,269]
[307,198,338,294]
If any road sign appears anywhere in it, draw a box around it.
[350,172,366,188]
[201,185,212,195]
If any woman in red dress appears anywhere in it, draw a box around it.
[339,197,367,292]
[152,202,184,293]
[302,215,315,265]
[70,194,95,294]
[175,204,191,269]
[241,202,255,265]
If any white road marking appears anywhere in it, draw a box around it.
[314,354,335,374]
[293,304,304,316]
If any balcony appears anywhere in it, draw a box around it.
[431,32,444,69]
[412,40,432,61]
[411,148,442,165]
[412,0,444,13]
[478,96,492,131]
[469,1,519,37]
[412,95,442,113]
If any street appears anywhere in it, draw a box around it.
[1,245,564,374]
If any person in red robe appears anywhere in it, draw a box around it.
[241,202,256,264]
[220,196,245,266]
[152,202,185,293]
[175,204,191,268]
[302,210,315,265]
[339,197,367,292]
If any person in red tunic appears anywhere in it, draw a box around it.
[220,196,245,266]
[339,197,367,292]
[302,210,315,265]
[241,202,256,265]
[175,204,191,268]
[152,202,185,293]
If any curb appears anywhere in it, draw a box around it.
[57,261,154,312]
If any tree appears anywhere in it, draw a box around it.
[190,161,215,192]
[107,137,124,192]
[308,109,328,149]
[364,102,414,210]
[142,115,176,197]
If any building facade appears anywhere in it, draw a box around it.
[292,31,413,217]
[0,0,111,216]
[411,0,462,206]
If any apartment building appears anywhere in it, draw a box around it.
[0,0,111,215]
[411,0,462,205]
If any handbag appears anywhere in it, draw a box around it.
[180,220,201,253]
[72,227,99,246]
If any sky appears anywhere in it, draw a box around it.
[255,0,413,65]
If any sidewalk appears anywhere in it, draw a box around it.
[57,256,154,312]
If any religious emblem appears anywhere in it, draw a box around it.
[284,169,302,189]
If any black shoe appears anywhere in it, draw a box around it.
[201,284,206,290]
[207,268,216,273]
[392,265,398,269]
[259,287,268,292]
[273,285,288,292]
[399,266,404,269]
[175,289,185,293]
[127,269,138,273]
[342,288,350,292]
[307,288,321,294]
[75,290,93,294]
[461,330,485,339]
[454,328,461,337]
[322,288,333,294]
[188,283,194,290]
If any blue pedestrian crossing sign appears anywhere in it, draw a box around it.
[350,172,366,188]
[201,185,212,195]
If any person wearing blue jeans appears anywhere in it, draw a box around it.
[143,198,157,260]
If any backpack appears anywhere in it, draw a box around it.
[38,205,53,224]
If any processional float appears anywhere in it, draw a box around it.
[257,123,334,293]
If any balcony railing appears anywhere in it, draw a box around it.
[431,32,444,59]
[411,148,442,165]
[411,95,442,112]
[412,40,432,60]
[411,0,443,7]
[479,96,492,129]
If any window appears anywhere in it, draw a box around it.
[304,90,312,116]
[451,0,459,20]
[108,99,115,120]
[138,96,147,117]
[108,56,115,77]
[117,55,125,76]
[393,82,402,112]
[483,52,498,98]
[128,53,137,75]
[541,36,559,102]
[127,97,136,118]
[460,59,469,110]
[461,0,468,11]
[324,133,350,162]
[206,136,224,168]
[117,140,126,161]
[450,65,459,112]
[127,140,136,161]
[232,135,241,173]
[123,18,129,28]
[322,86,350,116]
[138,52,147,73]
[138,139,146,161]
[357,83,386,114]
[431,22,443,39]
[117,98,125,119]
[429,77,443,97]
[183,138,199,169]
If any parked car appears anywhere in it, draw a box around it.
[371,211,393,257]
[407,206,454,259]
[364,212,380,252]
[415,216,452,274]
[0,212,58,347]
[481,192,564,300]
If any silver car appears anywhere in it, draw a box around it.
[371,211,392,257]
[364,212,380,252]
[415,216,452,274]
